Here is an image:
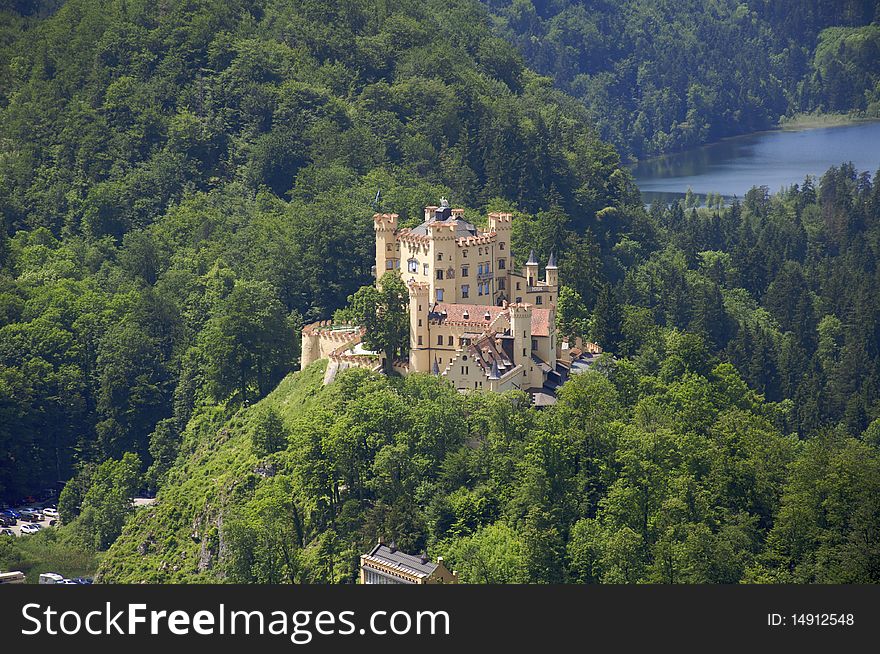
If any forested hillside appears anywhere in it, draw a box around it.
[483,0,880,157]
[97,164,880,584]
[0,0,637,504]
[1,0,879,584]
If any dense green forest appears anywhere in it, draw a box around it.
[1,0,879,583]
[483,0,880,157]
[0,0,634,505]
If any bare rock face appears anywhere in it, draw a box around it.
[254,462,276,478]
[137,536,156,555]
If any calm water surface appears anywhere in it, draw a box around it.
[631,121,880,204]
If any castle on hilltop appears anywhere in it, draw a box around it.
[301,199,600,403]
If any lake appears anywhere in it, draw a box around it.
[631,120,880,205]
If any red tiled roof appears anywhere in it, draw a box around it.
[431,303,506,327]
[430,303,553,337]
[530,307,551,337]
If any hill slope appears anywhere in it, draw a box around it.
[0,0,641,502]
[482,0,880,158]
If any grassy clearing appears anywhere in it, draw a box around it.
[0,528,100,582]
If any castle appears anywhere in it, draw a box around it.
[301,199,599,403]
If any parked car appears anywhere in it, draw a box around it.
[39,573,64,584]
[20,523,42,534]
[19,509,42,522]
[72,577,93,584]
[0,514,16,527]
[42,507,58,518]
[0,528,14,537]
[2,509,21,519]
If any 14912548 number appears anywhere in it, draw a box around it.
[791,614,854,626]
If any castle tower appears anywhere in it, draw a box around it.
[545,251,558,287]
[510,303,532,365]
[301,330,319,370]
[408,282,431,373]
[525,250,539,287]
[374,213,398,282]
[489,212,513,303]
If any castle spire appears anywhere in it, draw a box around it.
[546,251,557,269]
[527,249,538,265]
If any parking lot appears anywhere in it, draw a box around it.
[1,501,60,537]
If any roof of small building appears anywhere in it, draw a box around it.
[363,543,439,578]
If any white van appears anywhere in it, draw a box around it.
[38,572,64,584]
[0,571,26,584]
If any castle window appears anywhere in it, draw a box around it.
[478,263,484,275]
[436,288,444,301]
[408,259,418,273]
[516,296,522,303]
[437,253,443,261]
[387,244,393,251]
[461,266,469,277]
[461,284,469,298]
[478,247,483,256]
[499,242,505,250]
[438,335,443,345]
[477,284,483,297]
[423,263,429,276]
[463,249,468,258]
[498,279,505,290]
[448,336,453,346]
[516,282,521,290]
[536,295,542,305]
[436,270,444,280]
[498,258,505,270]
[418,335,423,345]
[532,339,538,351]
[418,319,422,327]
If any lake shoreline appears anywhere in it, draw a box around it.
[631,119,880,204]
[778,111,879,131]
[629,114,880,168]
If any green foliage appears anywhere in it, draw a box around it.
[249,405,288,458]
[73,453,141,551]
[555,285,589,339]
[223,476,306,584]
[0,527,99,583]
[200,279,297,403]
[0,0,638,504]
[336,270,409,373]
[484,0,879,158]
